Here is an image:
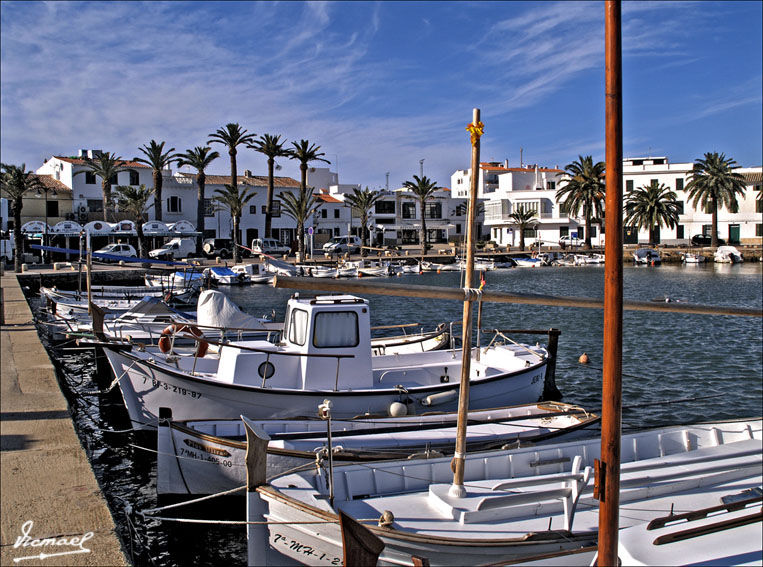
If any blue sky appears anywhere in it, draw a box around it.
[1,1,761,190]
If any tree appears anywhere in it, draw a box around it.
[175,146,220,255]
[289,139,330,195]
[113,184,154,257]
[208,123,257,198]
[133,140,177,222]
[249,134,292,239]
[278,187,322,261]
[508,207,539,251]
[213,184,256,264]
[73,152,134,221]
[402,175,440,254]
[685,152,747,247]
[343,187,383,255]
[556,155,606,250]
[624,180,681,245]
[0,163,45,272]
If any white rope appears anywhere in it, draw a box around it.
[462,287,483,301]
[82,359,136,394]
[142,485,247,515]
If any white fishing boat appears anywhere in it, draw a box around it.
[231,262,274,284]
[632,248,662,265]
[345,259,391,277]
[145,270,205,290]
[100,294,551,427]
[204,266,248,285]
[714,245,744,264]
[513,256,543,268]
[48,294,145,319]
[255,418,762,566]
[40,284,197,304]
[304,265,339,278]
[681,252,707,264]
[156,402,600,495]
[262,257,298,276]
[420,261,460,272]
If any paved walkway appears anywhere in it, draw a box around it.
[1,271,126,566]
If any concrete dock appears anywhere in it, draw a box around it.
[1,271,127,566]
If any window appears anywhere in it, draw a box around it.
[756,197,763,214]
[676,225,684,239]
[632,160,643,166]
[704,202,713,214]
[757,224,763,237]
[46,201,59,218]
[85,172,96,185]
[87,199,103,213]
[676,178,684,192]
[109,173,118,185]
[675,201,684,215]
[167,196,182,213]
[261,205,267,214]
[321,209,327,218]
[523,227,537,238]
[560,226,569,237]
[205,199,215,216]
[271,201,281,217]
[650,179,658,188]
[590,226,597,237]
[249,205,257,215]
[424,202,442,219]
[626,180,634,192]
[375,201,395,215]
[334,209,340,219]
[313,311,359,348]
[546,181,556,190]
[287,308,308,346]
[402,202,416,219]
[702,224,712,235]
[129,170,140,185]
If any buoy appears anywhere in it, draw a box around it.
[357,272,363,278]
[579,353,590,364]
[388,402,407,417]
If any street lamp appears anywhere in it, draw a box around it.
[36,186,57,263]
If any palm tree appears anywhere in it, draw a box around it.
[278,187,323,261]
[556,155,606,250]
[0,163,45,272]
[289,139,330,195]
[402,175,440,254]
[508,207,539,251]
[133,140,177,222]
[685,152,747,247]
[343,187,383,255]
[113,184,154,257]
[73,152,133,221]
[624,180,681,245]
[250,134,292,239]
[175,146,220,255]
[208,123,257,196]
[213,184,256,263]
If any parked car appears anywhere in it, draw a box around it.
[559,235,584,247]
[149,238,196,260]
[202,238,233,258]
[251,238,291,256]
[323,235,361,254]
[690,234,725,247]
[94,243,137,260]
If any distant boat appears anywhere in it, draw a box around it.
[632,248,661,265]
[514,256,543,268]
[204,266,248,285]
[681,252,707,264]
[714,245,744,264]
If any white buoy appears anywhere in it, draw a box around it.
[388,401,407,417]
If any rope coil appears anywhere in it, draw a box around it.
[462,288,483,301]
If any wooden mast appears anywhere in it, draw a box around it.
[450,108,482,497]
[598,2,623,565]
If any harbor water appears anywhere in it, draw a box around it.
[34,262,762,566]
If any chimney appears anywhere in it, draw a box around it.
[79,149,87,157]
[244,169,252,178]
[504,159,509,168]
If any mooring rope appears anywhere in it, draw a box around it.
[81,359,137,395]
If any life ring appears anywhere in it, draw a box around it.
[158,324,208,357]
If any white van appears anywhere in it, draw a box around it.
[251,238,291,256]
[149,238,196,260]
[323,235,361,254]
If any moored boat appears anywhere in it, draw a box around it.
[714,245,744,263]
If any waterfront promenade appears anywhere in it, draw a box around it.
[0,271,126,566]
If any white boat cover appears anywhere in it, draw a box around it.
[196,290,265,329]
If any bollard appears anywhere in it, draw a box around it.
[21,263,29,273]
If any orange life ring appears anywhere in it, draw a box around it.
[158,324,208,357]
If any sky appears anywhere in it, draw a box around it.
[1,1,761,191]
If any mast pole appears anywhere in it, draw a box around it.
[598,1,623,564]
[451,108,482,497]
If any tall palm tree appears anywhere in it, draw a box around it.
[113,184,154,257]
[278,187,322,261]
[175,146,220,255]
[133,140,177,222]
[289,139,330,196]
[0,163,45,272]
[73,152,133,221]
[685,152,747,247]
[213,184,256,264]
[250,133,292,239]
[508,207,539,251]
[556,155,606,250]
[624,180,681,245]
[402,175,440,254]
[208,123,257,196]
[343,187,383,255]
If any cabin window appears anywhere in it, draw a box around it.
[313,311,358,348]
[287,308,309,346]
